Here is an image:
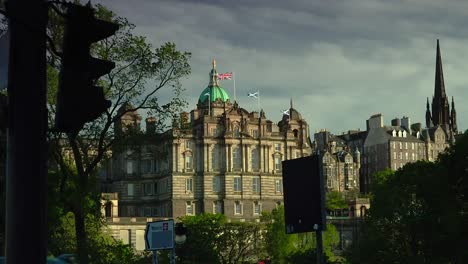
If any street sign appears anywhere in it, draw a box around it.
[145,219,174,251]
[0,30,9,90]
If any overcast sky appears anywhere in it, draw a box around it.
[95,0,467,134]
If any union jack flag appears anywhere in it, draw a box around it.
[217,72,233,80]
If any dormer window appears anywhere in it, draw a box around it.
[392,130,396,137]
[398,131,402,137]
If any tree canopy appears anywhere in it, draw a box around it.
[348,132,468,263]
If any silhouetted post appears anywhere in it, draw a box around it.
[5,0,48,263]
[315,224,324,264]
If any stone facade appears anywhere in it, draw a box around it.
[314,130,362,194]
[102,61,312,221]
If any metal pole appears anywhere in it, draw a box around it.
[152,250,158,264]
[5,0,48,263]
[171,248,175,264]
[316,228,324,264]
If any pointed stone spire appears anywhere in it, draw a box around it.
[290,97,293,109]
[209,58,219,87]
[451,96,457,132]
[431,40,450,128]
[434,39,447,99]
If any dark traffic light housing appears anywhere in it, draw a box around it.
[175,222,187,236]
[55,3,119,133]
[282,154,326,234]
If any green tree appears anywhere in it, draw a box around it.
[44,2,191,263]
[177,213,266,264]
[261,206,340,263]
[348,132,468,263]
[326,191,348,210]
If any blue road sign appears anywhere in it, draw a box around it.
[145,219,174,251]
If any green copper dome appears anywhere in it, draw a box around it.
[199,59,230,103]
[199,85,230,103]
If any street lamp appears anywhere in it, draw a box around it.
[204,92,210,116]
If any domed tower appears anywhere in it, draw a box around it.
[196,59,231,117]
[278,98,310,148]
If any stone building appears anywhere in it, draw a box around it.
[313,130,362,193]
[102,60,312,221]
[361,40,459,192]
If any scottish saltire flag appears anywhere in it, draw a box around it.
[248,91,259,98]
[282,109,290,116]
[217,72,233,80]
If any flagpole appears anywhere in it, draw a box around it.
[257,89,260,113]
[233,71,236,102]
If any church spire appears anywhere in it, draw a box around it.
[431,39,450,127]
[434,39,447,99]
[290,97,293,109]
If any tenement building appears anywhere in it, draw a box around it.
[313,130,362,194]
[362,40,459,192]
[102,60,312,220]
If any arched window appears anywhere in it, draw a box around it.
[360,206,367,218]
[233,126,240,138]
[293,129,298,138]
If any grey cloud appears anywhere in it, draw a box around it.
[94,0,468,133]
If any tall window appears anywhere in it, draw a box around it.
[234,177,242,192]
[127,184,134,196]
[234,201,242,215]
[405,152,408,160]
[399,142,402,149]
[185,155,193,170]
[253,201,261,215]
[393,152,396,159]
[186,178,193,192]
[233,126,240,137]
[212,176,221,193]
[275,179,283,193]
[251,129,259,138]
[126,160,134,174]
[213,201,223,214]
[411,143,414,150]
[141,160,151,174]
[185,140,192,150]
[251,148,259,171]
[186,201,194,215]
[233,147,242,171]
[274,156,281,171]
[211,128,218,137]
[405,142,408,149]
[412,153,415,160]
[275,143,281,152]
[252,176,260,193]
[144,183,153,195]
[211,145,221,171]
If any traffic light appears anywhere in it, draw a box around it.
[55,3,119,133]
[174,222,187,244]
[282,154,326,234]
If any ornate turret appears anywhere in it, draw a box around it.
[450,96,457,133]
[425,97,432,128]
